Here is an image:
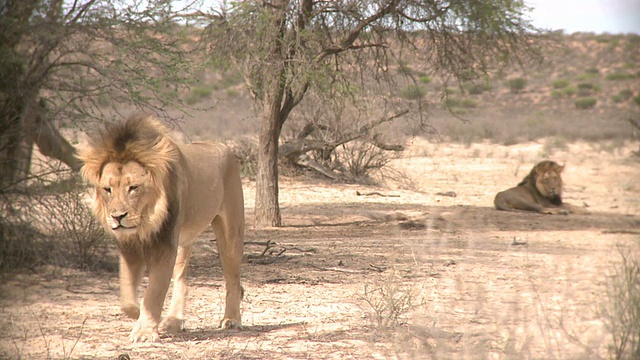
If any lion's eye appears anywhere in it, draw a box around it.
[128,185,139,193]
[103,187,112,194]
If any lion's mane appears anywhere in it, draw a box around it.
[79,114,180,244]
[517,160,564,205]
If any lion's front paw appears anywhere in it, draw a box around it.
[129,322,160,343]
[159,316,184,334]
[220,318,242,330]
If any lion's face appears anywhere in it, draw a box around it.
[96,161,165,239]
[534,165,563,199]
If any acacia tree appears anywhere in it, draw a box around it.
[203,0,542,228]
[0,0,198,189]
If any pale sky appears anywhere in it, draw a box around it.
[178,0,640,34]
[526,0,640,34]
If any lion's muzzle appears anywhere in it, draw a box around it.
[108,211,134,230]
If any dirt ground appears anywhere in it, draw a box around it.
[1,139,639,359]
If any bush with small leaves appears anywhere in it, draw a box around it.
[459,98,478,108]
[552,79,570,89]
[612,89,634,103]
[418,75,432,84]
[551,90,563,99]
[563,86,578,97]
[400,85,426,100]
[185,86,213,104]
[606,72,636,81]
[465,80,492,95]
[507,77,527,93]
[575,97,597,109]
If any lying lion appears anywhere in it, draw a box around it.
[494,160,589,215]
[79,114,245,342]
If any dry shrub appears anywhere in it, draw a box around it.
[0,173,115,273]
[229,139,258,180]
[335,140,402,184]
[601,241,640,360]
[361,280,416,328]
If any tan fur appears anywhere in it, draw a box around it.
[494,160,589,215]
[79,114,245,342]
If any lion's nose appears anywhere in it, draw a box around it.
[111,212,128,224]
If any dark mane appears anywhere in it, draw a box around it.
[79,114,179,186]
[517,160,564,205]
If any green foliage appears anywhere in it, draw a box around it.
[575,70,599,81]
[211,72,243,90]
[612,89,634,103]
[606,72,636,81]
[0,0,200,143]
[552,79,570,89]
[564,86,578,96]
[465,80,493,95]
[204,0,546,225]
[633,96,640,106]
[611,95,624,103]
[576,82,599,96]
[397,63,414,75]
[445,86,461,95]
[444,97,478,108]
[400,85,426,100]
[574,97,597,109]
[418,74,432,84]
[551,84,578,99]
[185,85,213,105]
[458,69,478,82]
[550,90,563,99]
[507,77,527,93]
[459,98,479,108]
[226,88,240,97]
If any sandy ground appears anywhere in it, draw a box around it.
[1,139,639,359]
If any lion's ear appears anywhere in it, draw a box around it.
[557,164,565,173]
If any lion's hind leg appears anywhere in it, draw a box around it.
[562,202,591,215]
[160,244,194,334]
[211,214,244,329]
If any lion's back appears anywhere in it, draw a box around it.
[179,142,243,227]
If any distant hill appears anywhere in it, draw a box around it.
[182,33,640,145]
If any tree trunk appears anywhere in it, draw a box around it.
[0,106,27,190]
[254,99,284,228]
[253,0,288,228]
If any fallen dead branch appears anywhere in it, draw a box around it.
[356,191,400,197]
[244,240,317,264]
[310,264,388,273]
[602,229,640,235]
[310,265,367,274]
